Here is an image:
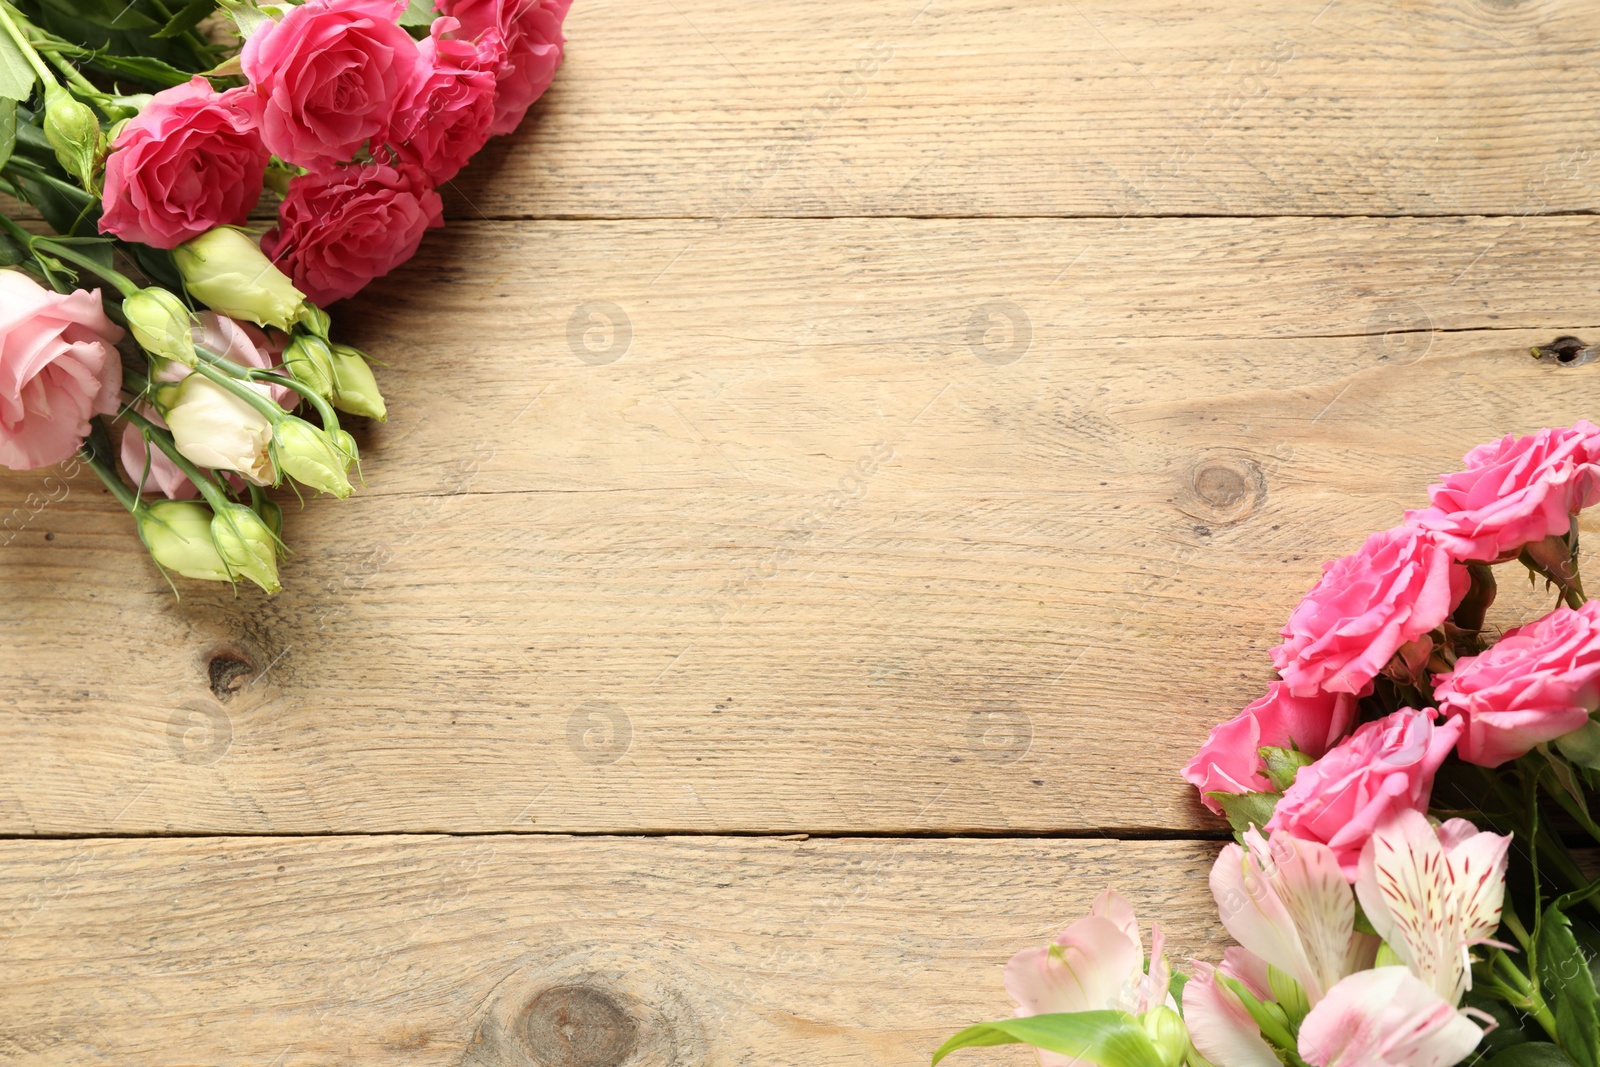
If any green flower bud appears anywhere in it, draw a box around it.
[333,428,358,471]
[297,303,331,338]
[1140,1006,1189,1067]
[273,418,353,498]
[255,496,284,541]
[211,501,281,594]
[43,83,104,190]
[173,227,306,330]
[328,343,386,420]
[138,500,230,583]
[282,333,336,400]
[123,287,197,367]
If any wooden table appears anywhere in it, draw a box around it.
[4,1,1599,1062]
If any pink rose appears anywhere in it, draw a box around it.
[1406,423,1600,562]
[262,163,444,305]
[1434,601,1600,767]
[1266,708,1462,879]
[1272,526,1469,696]
[440,0,570,135]
[119,314,297,498]
[1184,682,1357,812]
[380,17,500,184]
[98,78,269,249]
[241,0,427,171]
[0,272,124,471]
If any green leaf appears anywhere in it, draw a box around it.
[1167,970,1188,1005]
[79,52,193,89]
[1464,986,1534,1054]
[398,0,436,26]
[0,228,27,267]
[155,0,218,38]
[931,1011,1165,1067]
[0,22,37,100]
[1259,746,1313,793]
[6,166,99,236]
[35,0,159,31]
[1536,904,1600,1067]
[0,96,15,171]
[1208,790,1282,837]
[1489,1045,1580,1067]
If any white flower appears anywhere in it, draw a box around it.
[163,375,276,486]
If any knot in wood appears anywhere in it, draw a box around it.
[521,985,639,1067]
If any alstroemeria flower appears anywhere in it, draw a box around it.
[1183,948,1281,1067]
[1002,890,1171,1067]
[1355,809,1510,1006]
[1209,827,1378,1005]
[1298,967,1484,1067]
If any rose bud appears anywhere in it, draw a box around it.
[162,375,277,486]
[328,343,386,420]
[137,499,231,583]
[173,227,307,331]
[282,333,336,400]
[43,83,104,190]
[123,287,197,368]
[211,501,281,594]
[273,418,353,497]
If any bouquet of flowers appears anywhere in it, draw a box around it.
[939,423,1600,1067]
[0,0,568,593]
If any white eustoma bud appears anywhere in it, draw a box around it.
[173,227,306,330]
[163,375,277,486]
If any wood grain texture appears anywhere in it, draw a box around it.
[0,835,1225,1066]
[2,217,1596,835]
[444,0,1600,219]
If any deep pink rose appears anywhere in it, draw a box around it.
[380,17,500,183]
[1272,526,1469,696]
[1184,682,1358,812]
[1406,423,1600,562]
[1434,602,1600,767]
[440,0,570,135]
[241,0,427,170]
[262,163,444,305]
[1266,708,1462,879]
[0,272,123,470]
[119,314,296,498]
[98,78,269,249]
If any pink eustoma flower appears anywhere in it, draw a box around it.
[0,272,124,471]
[1184,682,1357,812]
[1272,526,1469,697]
[1434,601,1600,767]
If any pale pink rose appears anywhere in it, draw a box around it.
[98,78,269,249]
[1298,968,1482,1067]
[1434,601,1600,767]
[1355,809,1509,1006]
[0,272,124,470]
[119,314,296,498]
[1272,527,1469,696]
[440,0,570,135]
[1003,890,1170,1067]
[241,0,427,170]
[1266,709,1463,880]
[1406,422,1600,562]
[1184,682,1358,811]
[262,162,444,305]
[380,17,501,184]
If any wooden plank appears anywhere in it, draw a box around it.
[446,0,1600,219]
[0,835,1224,1065]
[2,216,1597,836]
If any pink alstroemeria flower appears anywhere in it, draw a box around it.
[1298,967,1484,1067]
[1208,827,1378,1006]
[1355,809,1511,1006]
[1183,947,1281,1067]
[1002,890,1171,1067]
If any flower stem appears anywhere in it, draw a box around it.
[121,406,237,514]
[81,449,137,513]
[0,2,55,85]
[32,238,139,297]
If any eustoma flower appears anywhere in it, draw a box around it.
[1184,682,1357,811]
[241,0,427,171]
[382,17,501,184]
[1272,526,1469,697]
[1406,422,1600,563]
[441,0,572,135]
[1266,708,1462,879]
[1434,601,1600,767]
[98,77,269,249]
[0,271,124,471]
